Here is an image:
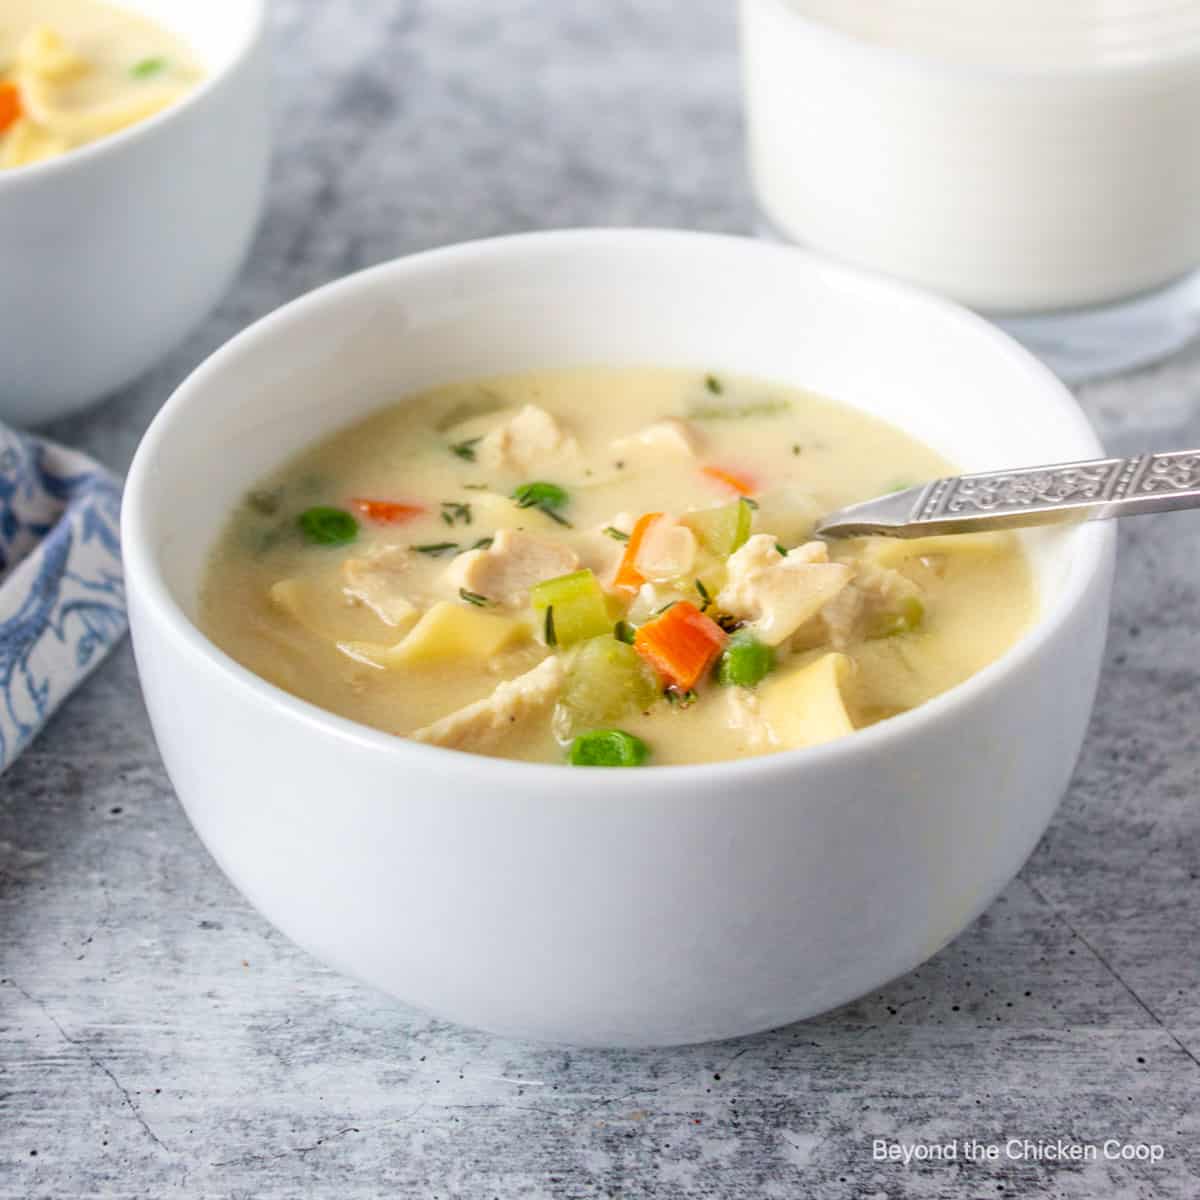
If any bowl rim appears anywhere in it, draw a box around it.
[122,227,1114,790]
[0,0,267,191]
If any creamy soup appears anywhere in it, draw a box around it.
[0,0,200,169]
[201,368,1034,767]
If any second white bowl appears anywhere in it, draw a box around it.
[0,0,269,425]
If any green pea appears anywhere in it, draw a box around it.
[297,506,358,546]
[717,631,775,688]
[567,729,650,767]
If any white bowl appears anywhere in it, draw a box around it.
[122,230,1115,1047]
[0,0,269,426]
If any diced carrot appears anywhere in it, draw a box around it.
[351,498,425,525]
[634,600,727,692]
[0,83,22,135]
[701,465,757,496]
[613,511,664,595]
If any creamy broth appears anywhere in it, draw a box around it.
[0,0,200,169]
[200,368,1034,766]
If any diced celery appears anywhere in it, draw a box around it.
[868,595,925,639]
[531,569,612,648]
[681,498,753,557]
[555,636,659,736]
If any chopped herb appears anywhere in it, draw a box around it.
[544,604,558,647]
[741,496,759,510]
[705,374,723,395]
[614,460,626,470]
[604,526,630,542]
[688,399,791,421]
[665,687,698,709]
[462,482,489,490]
[792,444,802,456]
[540,506,572,527]
[297,506,357,546]
[471,536,494,550]
[776,543,788,557]
[450,436,481,462]
[654,600,680,615]
[246,488,281,516]
[614,620,636,645]
[440,500,473,526]
[130,56,168,79]
[694,578,711,610]
[715,612,745,635]
[411,541,460,557]
[459,588,490,607]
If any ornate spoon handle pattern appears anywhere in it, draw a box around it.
[816,450,1200,539]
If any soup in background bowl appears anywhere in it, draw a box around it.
[0,0,202,169]
[123,230,1114,1045]
[200,368,1034,767]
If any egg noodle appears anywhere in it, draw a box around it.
[0,6,199,169]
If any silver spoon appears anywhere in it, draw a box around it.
[815,449,1200,539]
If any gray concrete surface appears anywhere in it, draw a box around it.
[3,2,1199,1195]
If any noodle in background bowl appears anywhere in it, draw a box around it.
[123,231,1115,1047]
[0,0,269,425]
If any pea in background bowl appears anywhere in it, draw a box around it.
[122,230,1115,1047]
[0,0,269,426]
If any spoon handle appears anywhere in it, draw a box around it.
[816,449,1200,539]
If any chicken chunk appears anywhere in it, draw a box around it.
[821,561,922,648]
[443,529,580,608]
[611,417,703,459]
[477,404,577,472]
[341,546,425,627]
[411,656,565,752]
[715,535,852,646]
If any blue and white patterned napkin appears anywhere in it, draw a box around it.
[0,424,126,772]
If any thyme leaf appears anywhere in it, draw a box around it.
[440,500,472,526]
